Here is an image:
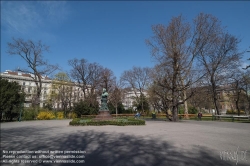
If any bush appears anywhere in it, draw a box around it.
[37,111,56,120]
[226,110,245,115]
[67,112,77,119]
[179,106,185,114]
[69,117,145,126]
[122,108,134,114]
[22,107,38,120]
[56,111,64,119]
[73,100,98,118]
[188,106,198,114]
[108,102,125,114]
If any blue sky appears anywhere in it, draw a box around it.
[1,1,250,79]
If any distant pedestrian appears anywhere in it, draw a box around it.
[198,112,202,121]
[134,112,140,119]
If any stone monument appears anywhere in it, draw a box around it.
[95,88,113,120]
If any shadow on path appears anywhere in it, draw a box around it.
[1,126,249,166]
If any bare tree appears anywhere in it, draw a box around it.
[146,15,205,121]
[120,66,151,113]
[109,80,123,116]
[194,13,243,115]
[7,38,58,107]
[68,58,103,106]
[49,72,74,116]
[225,70,247,116]
[99,68,116,93]
[242,70,250,115]
[187,85,214,113]
[147,72,172,120]
[242,47,250,70]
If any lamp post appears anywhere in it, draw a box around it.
[19,102,23,122]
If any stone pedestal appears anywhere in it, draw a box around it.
[94,110,113,121]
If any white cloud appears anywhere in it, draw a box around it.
[2,2,40,34]
[1,1,70,38]
[39,1,70,23]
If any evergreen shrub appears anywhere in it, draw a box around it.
[22,108,38,120]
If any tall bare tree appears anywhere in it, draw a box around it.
[120,66,151,113]
[194,13,243,115]
[146,14,205,121]
[7,38,58,107]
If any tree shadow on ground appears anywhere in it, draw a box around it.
[1,126,249,166]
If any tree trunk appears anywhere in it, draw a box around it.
[115,104,118,117]
[181,78,189,119]
[211,78,220,115]
[165,109,171,121]
[172,106,178,122]
[183,90,189,119]
[236,94,240,116]
[0,111,2,121]
[141,94,144,114]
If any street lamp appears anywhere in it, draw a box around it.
[19,102,23,122]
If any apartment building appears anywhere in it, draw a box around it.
[122,88,147,110]
[0,70,85,109]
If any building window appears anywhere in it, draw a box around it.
[23,82,25,86]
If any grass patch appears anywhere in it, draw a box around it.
[69,117,145,126]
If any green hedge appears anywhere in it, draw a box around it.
[69,118,145,126]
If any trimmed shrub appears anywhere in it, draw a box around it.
[37,111,56,120]
[69,117,145,126]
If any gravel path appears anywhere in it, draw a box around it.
[1,120,249,166]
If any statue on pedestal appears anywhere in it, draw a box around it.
[95,88,112,120]
[100,88,109,111]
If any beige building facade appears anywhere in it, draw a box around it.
[0,70,85,109]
